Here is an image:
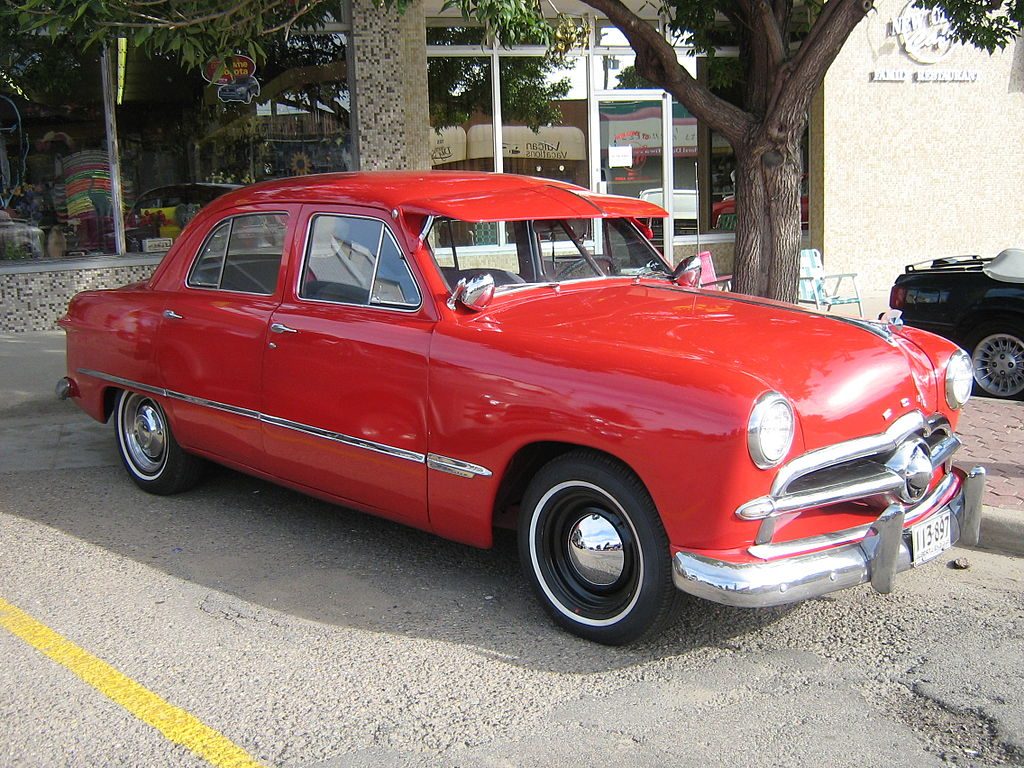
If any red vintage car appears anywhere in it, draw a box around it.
[58,171,984,645]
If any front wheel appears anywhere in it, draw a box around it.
[965,321,1024,400]
[518,451,680,645]
[115,390,204,494]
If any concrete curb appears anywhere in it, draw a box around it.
[977,505,1024,558]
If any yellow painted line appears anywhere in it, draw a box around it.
[0,596,266,768]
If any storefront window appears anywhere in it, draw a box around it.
[428,54,493,174]
[1,47,113,259]
[2,30,354,260]
[499,56,587,188]
[116,33,353,253]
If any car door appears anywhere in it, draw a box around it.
[259,205,434,527]
[154,207,296,468]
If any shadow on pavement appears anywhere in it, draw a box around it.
[4,460,796,673]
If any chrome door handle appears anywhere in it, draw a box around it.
[163,309,183,319]
[270,322,297,334]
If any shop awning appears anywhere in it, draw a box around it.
[430,126,468,166]
[466,124,587,161]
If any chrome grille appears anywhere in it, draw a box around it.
[736,411,961,544]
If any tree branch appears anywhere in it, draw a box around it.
[753,0,786,67]
[769,0,867,124]
[262,0,328,35]
[579,0,754,145]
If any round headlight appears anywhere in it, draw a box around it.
[945,349,973,409]
[748,392,795,469]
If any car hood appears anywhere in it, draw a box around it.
[473,280,946,449]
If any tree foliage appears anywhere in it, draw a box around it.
[5,0,1021,298]
[426,27,571,130]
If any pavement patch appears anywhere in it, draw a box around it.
[0,596,266,768]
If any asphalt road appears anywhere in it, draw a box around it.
[1,338,1023,767]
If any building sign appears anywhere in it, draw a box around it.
[871,69,978,82]
[202,55,257,85]
[202,55,261,104]
[889,4,954,64]
[870,2,978,83]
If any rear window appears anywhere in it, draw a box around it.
[187,213,288,295]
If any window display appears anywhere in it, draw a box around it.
[0,32,354,260]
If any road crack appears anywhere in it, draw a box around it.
[874,680,1023,766]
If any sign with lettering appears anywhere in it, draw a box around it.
[202,55,257,85]
[870,2,978,83]
[888,3,953,64]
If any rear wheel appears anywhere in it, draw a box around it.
[965,321,1024,400]
[518,451,679,645]
[115,390,204,494]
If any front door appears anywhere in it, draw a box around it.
[259,205,433,528]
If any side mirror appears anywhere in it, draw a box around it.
[671,255,702,288]
[447,272,495,312]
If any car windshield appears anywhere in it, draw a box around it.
[426,217,669,291]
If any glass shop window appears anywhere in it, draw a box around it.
[187,213,288,294]
[0,49,113,260]
[300,215,421,308]
[117,32,353,254]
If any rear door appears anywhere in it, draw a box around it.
[154,207,296,467]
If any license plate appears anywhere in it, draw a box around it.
[910,509,951,565]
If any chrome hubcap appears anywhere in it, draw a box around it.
[121,394,167,475]
[133,405,165,460]
[974,333,1024,397]
[567,513,625,587]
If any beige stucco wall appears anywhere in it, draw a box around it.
[813,0,1024,299]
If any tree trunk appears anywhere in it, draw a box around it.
[731,134,803,303]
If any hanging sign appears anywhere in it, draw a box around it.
[202,55,257,85]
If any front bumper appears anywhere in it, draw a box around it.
[672,466,986,608]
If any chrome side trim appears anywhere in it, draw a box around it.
[168,390,260,420]
[746,472,958,560]
[82,370,262,421]
[79,369,167,398]
[78,368,497,470]
[260,414,425,463]
[426,454,493,478]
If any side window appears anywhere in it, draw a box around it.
[301,215,421,308]
[189,221,230,287]
[187,213,288,295]
[372,230,422,307]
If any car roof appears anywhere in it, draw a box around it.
[207,171,667,222]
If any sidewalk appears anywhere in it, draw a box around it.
[1,331,1021,552]
[956,398,1024,509]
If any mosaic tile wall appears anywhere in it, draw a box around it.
[351,0,430,171]
[1,264,157,333]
